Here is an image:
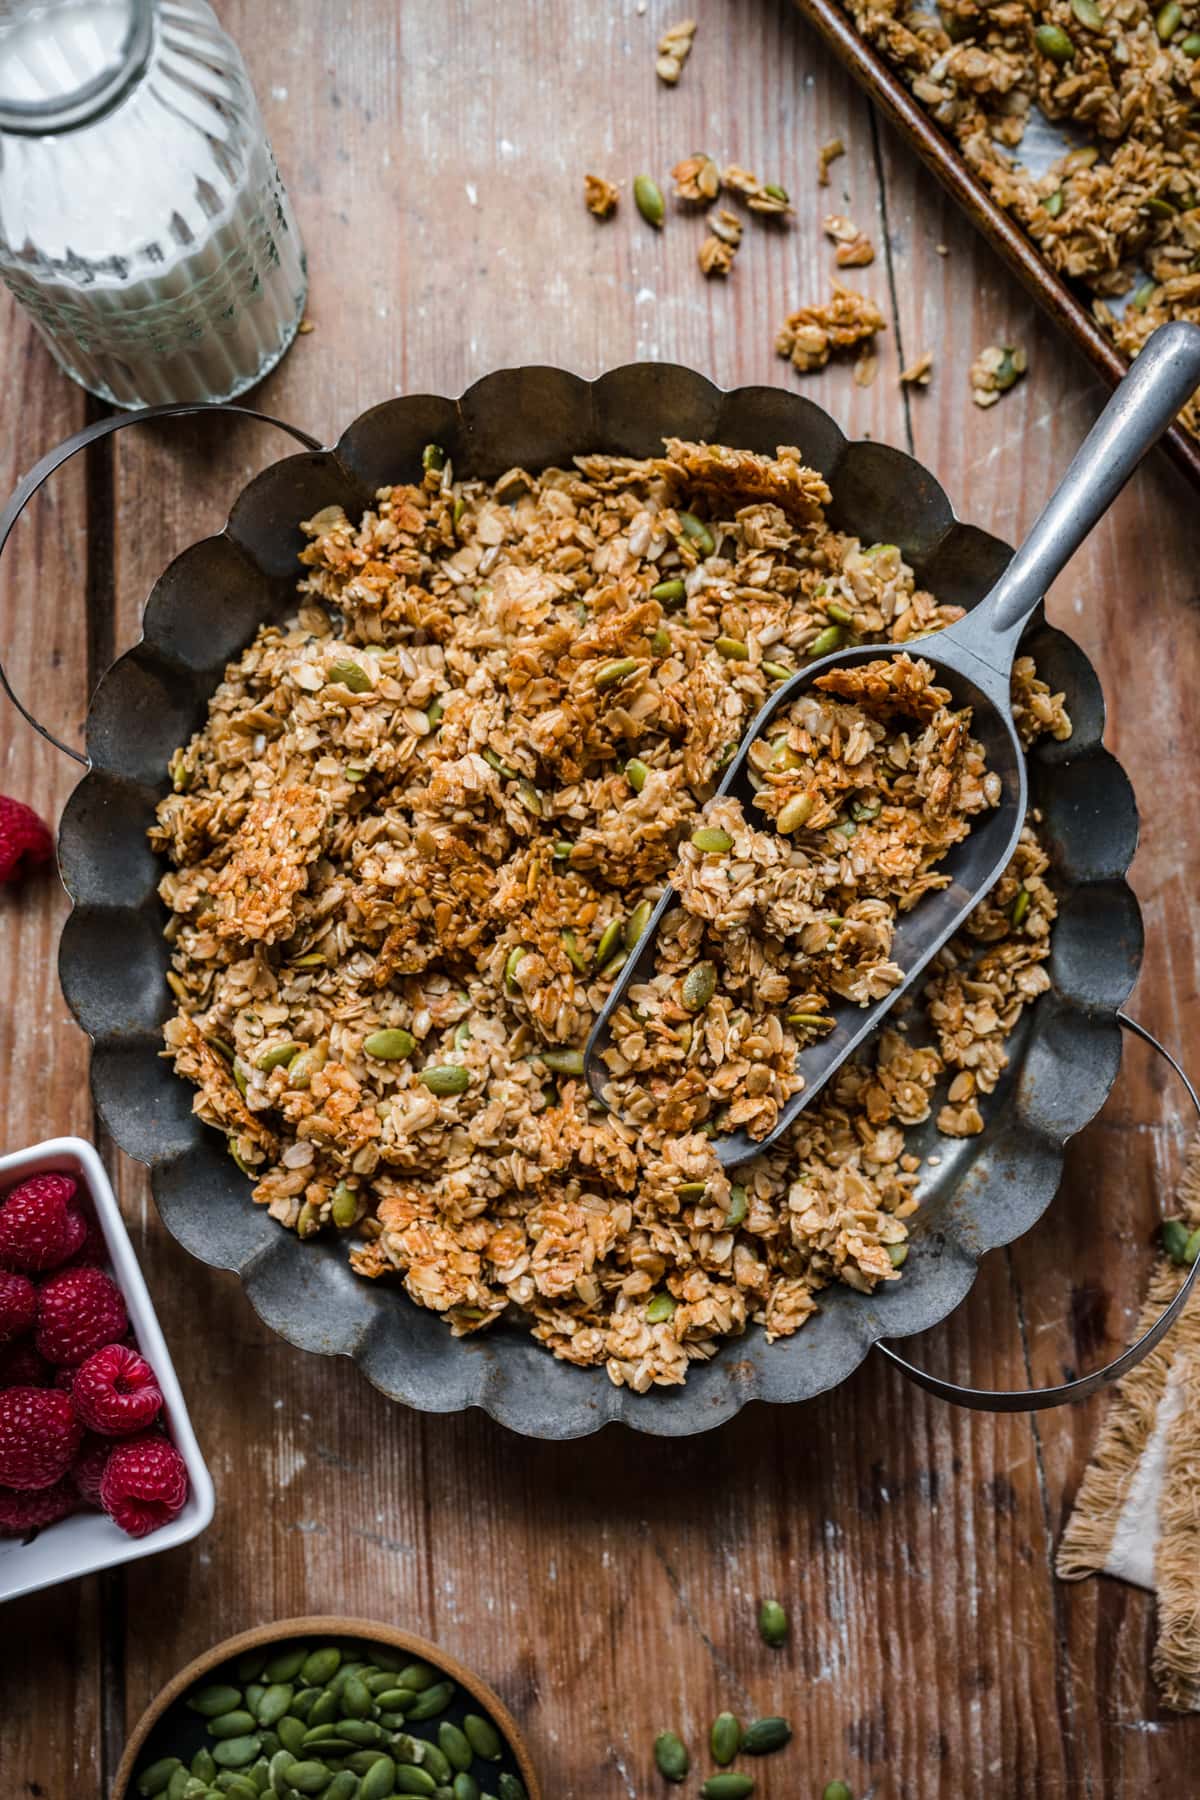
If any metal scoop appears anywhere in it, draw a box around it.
[585,319,1200,1168]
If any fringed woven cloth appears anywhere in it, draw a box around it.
[1057,1130,1200,1712]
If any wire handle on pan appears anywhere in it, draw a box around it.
[876,1013,1200,1411]
[0,401,323,766]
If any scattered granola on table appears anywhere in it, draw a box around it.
[970,342,1028,407]
[584,173,619,219]
[817,136,846,186]
[854,345,880,386]
[656,15,697,84]
[776,282,888,372]
[899,349,935,386]
[153,438,1069,1392]
[698,232,738,276]
[722,164,793,215]
[839,0,1200,439]
[823,213,876,266]
[672,152,722,203]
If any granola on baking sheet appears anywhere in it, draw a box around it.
[152,441,1069,1391]
[839,0,1200,438]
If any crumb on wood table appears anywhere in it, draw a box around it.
[823,213,875,267]
[817,137,845,187]
[656,17,696,84]
[970,343,1027,408]
[584,173,619,219]
[899,350,934,387]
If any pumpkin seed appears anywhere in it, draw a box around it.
[593,656,639,689]
[1157,0,1182,36]
[653,1731,690,1782]
[758,1598,789,1646]
[1163,1217,1191,1263]
[190,1748,217,1783]
[824,600,855,625]
[652,577,687,606]
[625,899,654,948]
[1131,279,1159,310]
[553,839,574,861]
[289,1687,320,1719]
[438,1723,473,1772]
[211,1738,262,1770]
[887,1243,909,1267]
[1011,886,1031,928]
[420,1742,454,1781]
[162,1771,189,1800]
[504,945,529,992]
[763,182,789,201]
[277,1717,307,1755]
[1185,1226,1200,1265]
[364,1027,416,1060]
[625,758,650,792]
[256,1041,302,1073]
[210,1712,257,1740]
[727,1184,748,1227]
[517,778,542,815]
[1143,196,1178,218]
[288,951,327,968]
[595,917,625,967]
[776,792,814,834]
[808,623,844,658]
[138,1761,184,1797]
[559,929,589,975]
[692,826,734,852]
[287,1764,337,1794]
[823,1785,854,1800]
[189,1687,244,1719]
[358,1759,398,1800]
[453,1776,481,1800]
[677,1179,708,1201]
[329,1181,358,1230]
[393,1769,438,1797]
[463,1715,503,1761]
[540,1047,585,1076]
[1070,0,1104,27]
[418,1064,471,1096]
[482,747,519,780]
[287,1043,327,1090]
[678,510,715,555]
[650,627,672,656]
[395,1661,439,1692]
[715,636,749,660]
[646,1292,677,1323]
[326,1776,359,1800]
[327,659,371,693]
[341,1674,373,1718]
[1043,189,1064,217]
[308,1688,339,1727]
[634,173,665,226]
[788,1012,833,1030]
[1035,22,1074,57]
[711,1714,742,1765]
[497,1777,528,1800]
[405,1679,456,1720]
[742,1716,792,1754]
[423,443,447,473]
[701,1778,754,1799]
[1183,30,1200,52]
[762,660,794,680]
[681,959,718,1011]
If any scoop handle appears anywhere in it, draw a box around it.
[978,320,1200,645]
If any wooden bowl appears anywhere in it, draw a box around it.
[112,1614,542,1799]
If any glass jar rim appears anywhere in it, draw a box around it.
[0,0,153,135]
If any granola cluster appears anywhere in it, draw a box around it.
[153,440,1069,1391]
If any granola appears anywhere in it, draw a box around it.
[584,173,619,219]
[824,212,876,265]
[970,342,1029,406]
[153,439,1068,1391]
[840,0,1200,438]
[656,16,697,84]
[776,282,889,371]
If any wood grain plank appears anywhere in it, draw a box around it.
[4,0,1198,1794]
[0,309,104,1792]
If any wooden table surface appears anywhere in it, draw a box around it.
[3,2,1199,1794]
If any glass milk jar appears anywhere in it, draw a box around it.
[0,0,307,406]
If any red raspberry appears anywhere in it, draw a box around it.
[0,1270,37,1344]
[72,1343,162,1437]
[0,1173,87,1272]
[0,1477,77,1537]
[72,1434,113,1509]
[35,1267,127,1367]
[0,1340,51,1387]
[67,1212,108,1268]
[99,1434,188,1538]
[0,795,54,886]
[0,1386,82,1489]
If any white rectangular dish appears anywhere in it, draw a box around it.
[0,1136,213,1603]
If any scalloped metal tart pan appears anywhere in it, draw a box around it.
[56,365,1143,1439]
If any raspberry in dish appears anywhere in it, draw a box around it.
[0,1477,78,1537]
[99,1434,188,1538]
[0,1270,37,1345]
[0,795,53,886]
[72,1435,113,1510]
[35,1267,127,1367]
[0,1340,51,1387]
[72,1343,163,1436]
[0,1386,82,1490]
[0,1173,87,1272]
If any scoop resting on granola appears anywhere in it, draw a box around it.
[597,653,1001,1144]
[152,438,1069,1391]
